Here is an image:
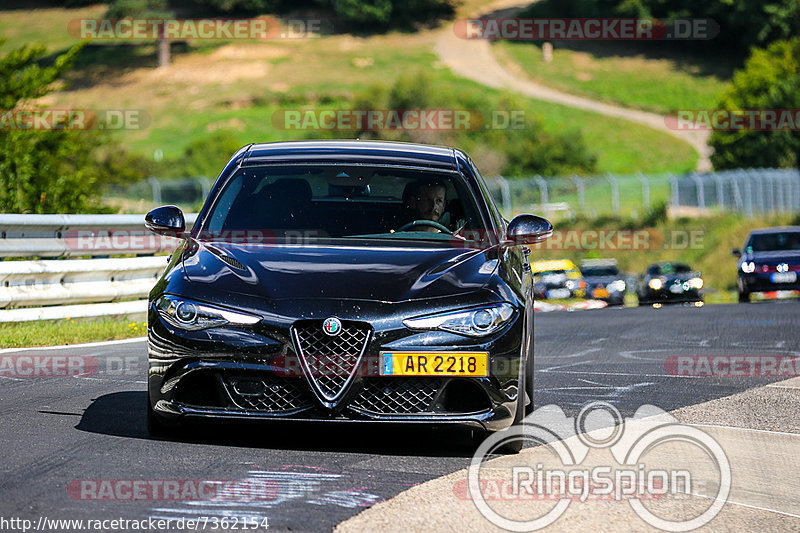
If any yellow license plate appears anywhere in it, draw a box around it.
[593,288,610,298]
[379,352,488,377]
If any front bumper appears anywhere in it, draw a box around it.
[147,300,524,432]
[638,287,702,303]
[739,273,800,293]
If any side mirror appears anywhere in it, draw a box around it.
[505,214,553,245]
[731,248,741,257]
[145,205,186,237]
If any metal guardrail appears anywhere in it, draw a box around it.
[0,213,197,322]
[0,213,197,258]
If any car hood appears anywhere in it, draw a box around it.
[181,240,499,302]
[745,250,800,264]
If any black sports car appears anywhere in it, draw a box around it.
[580,259,627,306]
[733,227,800,302]
[636,262,704,305]
[145,140,552,450]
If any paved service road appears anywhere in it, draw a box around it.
[0,302,797,532]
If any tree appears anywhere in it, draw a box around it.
[107,0,174,68]
[0,41,149,213]
[710,38,800,169]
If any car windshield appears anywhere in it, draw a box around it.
[582,266,619,277]
[746,232,800,252]
[535,269,568,277]
[200,165,490,245]
[648,263,692,275]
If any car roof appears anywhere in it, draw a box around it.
[240,140,458,171]
[748,226,800,235]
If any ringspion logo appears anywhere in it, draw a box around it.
[469,402,730,531]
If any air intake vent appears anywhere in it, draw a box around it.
[292,320,371,406]
[350,378,443,415]
[218,254,245,270]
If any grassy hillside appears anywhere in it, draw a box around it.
[494,41,729,115]
[2,4,697,175]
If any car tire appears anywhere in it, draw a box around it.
[471,355,527,455]
[738,290,750,303]
[525,351,534,416]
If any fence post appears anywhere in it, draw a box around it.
[690,173,705,215]
[495,175,512,217]
[605,173,620,216]
[712,173,725,211]
[636,172,650,211]
[147,177,162,205]
[570,175,585,213]
[669,173,679,215]
[534,176,549,207]
[742,170,754,217]
[200,177,212,201]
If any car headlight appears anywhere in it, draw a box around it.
[687,277,703,289]
[741,261,755,273]
[609,280,626,292]
[403,303,515,337]
[155,295,260,331]
[648,278,663,290]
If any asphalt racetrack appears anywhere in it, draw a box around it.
[1,301,798,532]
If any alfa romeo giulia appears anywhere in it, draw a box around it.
[145,140,552,451]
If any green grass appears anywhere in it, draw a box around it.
[494,41,729,115]
[0,316,146,349]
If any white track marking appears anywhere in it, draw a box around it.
[0,336,146,354]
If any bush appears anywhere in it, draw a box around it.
[158,130,245,178]
[348,72,598,176]
[0,41,149,213]
[710,38,800,169]
[518,0,800,60]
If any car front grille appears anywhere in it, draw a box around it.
[292,321,371,403]
[350,378,444,415]
[223,374,313,413]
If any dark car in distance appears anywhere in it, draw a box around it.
[733,227,800,302]
[580,259,627,306]
[144,140,552,452]
[637,262,704,305]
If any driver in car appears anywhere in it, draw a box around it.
[401,178,448,232]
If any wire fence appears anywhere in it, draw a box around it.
[485,168,800,219]
[107,168,800,220]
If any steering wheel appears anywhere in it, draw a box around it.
[397,219,452,234]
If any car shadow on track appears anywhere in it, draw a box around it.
[76,391,479,458]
